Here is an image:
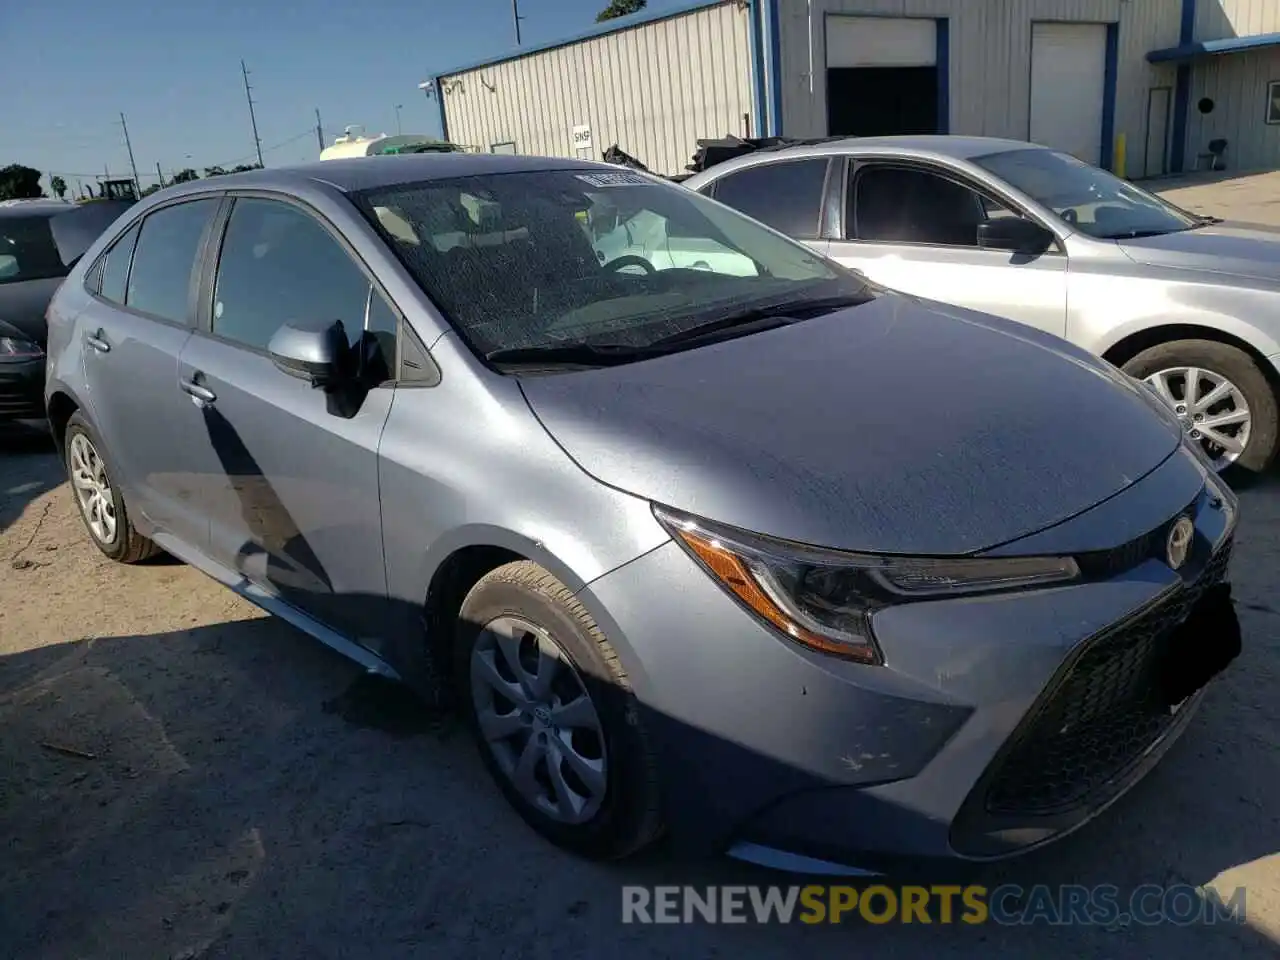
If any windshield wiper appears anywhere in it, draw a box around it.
[486,342,657,368]
[648,293,874,348]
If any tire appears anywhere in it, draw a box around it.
[63,412,159,564]
[454,560,663,860]
[1121,339,1279,475]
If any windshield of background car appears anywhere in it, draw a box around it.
[973,148,1199,240]
[0,215,66,284]
[353,169,865,356]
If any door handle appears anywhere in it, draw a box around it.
[179,376,216,405]
[85,329,111,353]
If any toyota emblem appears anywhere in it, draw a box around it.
[1166,516,1194,571]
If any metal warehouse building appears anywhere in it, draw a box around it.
[427,0,1280,177]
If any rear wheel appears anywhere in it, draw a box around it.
[64,412,159,563]
[454,560,662,859]
[1121,339,1279,475]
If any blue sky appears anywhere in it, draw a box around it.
[1,0,679,195]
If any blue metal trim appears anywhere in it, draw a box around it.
[765,0,783,135]
[1169,0,1197,172]
[1148,30,1280,63]
[433,0,731,79]
[935,18,950,134]
[1100,22,1119,170]
[749,0,767,136]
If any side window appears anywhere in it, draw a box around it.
[710,159,830,238]
[211,198,384,360]
[96,223,140,304]
[126,199,219,322]
[852,166,1015,248]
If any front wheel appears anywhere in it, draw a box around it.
[454,561,663,860]
[1122,339,1279,475]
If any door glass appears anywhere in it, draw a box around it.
[711,159,829,238]
[211,198,383,359]
[126,199,220,323]
[853,166,1013,247]
[97,223,140,304]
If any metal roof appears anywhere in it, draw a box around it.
[1148,31,1280,64]
[432,0,732,81]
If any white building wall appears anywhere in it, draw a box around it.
[1196,0,1280,39]
[777,0,1183,177]
[438,2,754,177]
[1187,49,1280,170]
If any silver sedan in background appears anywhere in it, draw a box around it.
[684,136,1280,475]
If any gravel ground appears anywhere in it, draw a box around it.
[2,175,1279,959]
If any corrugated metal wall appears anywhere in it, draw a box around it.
[438,2,753,176]
[1196,0,1280,39]
[1187,49,1280,170]
[777,0,1183,177]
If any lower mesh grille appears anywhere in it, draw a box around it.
[982,539,1233,818]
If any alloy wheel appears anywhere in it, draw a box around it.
[1144,366,1251,472]
[68,432,118,545]
[470,615,608,825]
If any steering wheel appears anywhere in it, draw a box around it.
[602,254,656,275]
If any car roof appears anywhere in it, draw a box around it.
[0,199,76,220]
[685,135,1045,181]
[152,153,625,201]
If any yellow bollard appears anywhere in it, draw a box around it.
[1114,133,1127,179]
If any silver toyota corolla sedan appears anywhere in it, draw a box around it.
[44,154,1240,873]
[683,136,1280,476]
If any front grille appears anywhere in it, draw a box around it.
[982,537,1233,818]
[0,383,45,418]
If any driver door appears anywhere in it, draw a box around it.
[827,161,1068,338]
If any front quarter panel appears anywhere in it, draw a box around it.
[1063,237,1280,362]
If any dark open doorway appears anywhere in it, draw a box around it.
[827,66,941,136]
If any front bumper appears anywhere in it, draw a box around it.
[0,356,46,420]
[579,444,1238,867]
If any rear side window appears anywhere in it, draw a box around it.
[0,215,65,284]
[126,199,219,324]
[97,223,140,304]
[710,159,830,239]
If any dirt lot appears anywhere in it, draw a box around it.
[3,176,1280,958]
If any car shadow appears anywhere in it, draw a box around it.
[0,420,61,536]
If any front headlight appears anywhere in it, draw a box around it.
[0,335,43,360]
[654,505,1080,664]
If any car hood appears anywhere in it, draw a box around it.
[1117,221,1280,283]
[518,294,1183,556]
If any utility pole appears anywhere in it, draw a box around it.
[241,59,265,168]
[512,0,523,44]
[394,104,403,135]
[119,113,141,197]
[155,162,166,188]
[315,108,325,152]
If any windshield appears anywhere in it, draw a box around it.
[973,148,1200,240]
[354,168,867,359]
[0,215,67,284]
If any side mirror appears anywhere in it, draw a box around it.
[976,217,1055,254]
[267,320,350,387]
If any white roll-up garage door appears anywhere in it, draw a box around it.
[826,16,936,68]
[1029,22,1108,165]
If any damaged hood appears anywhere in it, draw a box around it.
[518,294,1182,555]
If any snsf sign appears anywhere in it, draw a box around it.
[572,124,593,153]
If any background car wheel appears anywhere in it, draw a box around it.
[454,560,662,860]
[1121,339,1279,475]
[64,412,159,564]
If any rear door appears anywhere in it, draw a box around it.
[827,159,1068,338]
[78,197,223,548]
[176,193,397,644]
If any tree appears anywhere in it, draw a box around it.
[203,165,228,178]
[230,163,262,173]
[596,0,645,21]
[140,183,164,197]
[0,164,45,200]
[49,175,68,200]
[170,168,199,184]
